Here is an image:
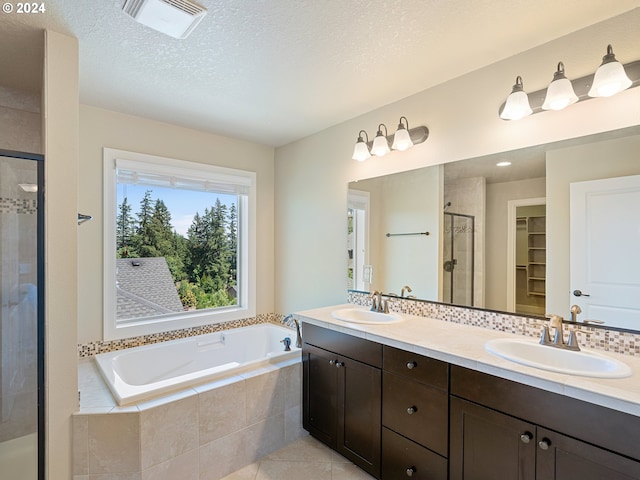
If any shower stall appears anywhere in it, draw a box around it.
[0,150,44,479]
[442,211,475,306]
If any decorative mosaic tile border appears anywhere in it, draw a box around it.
[348,291,639,357]
[77,313,289,358]
[0,197,37,214]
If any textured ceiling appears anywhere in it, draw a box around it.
[2,0,639,146]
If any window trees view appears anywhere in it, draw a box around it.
[116,186,239,317]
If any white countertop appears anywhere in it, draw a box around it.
[294,304,640,418]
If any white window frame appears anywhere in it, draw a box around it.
[103,148,256,341]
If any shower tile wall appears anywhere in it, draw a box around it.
[0,161,38,445]
[0,84,41,449]
[0,86,41,154]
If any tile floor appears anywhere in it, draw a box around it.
[220,434,375,480]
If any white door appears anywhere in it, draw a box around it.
[570,175,640,330]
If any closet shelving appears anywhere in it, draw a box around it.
[517,215,546,297]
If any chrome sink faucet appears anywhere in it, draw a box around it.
[540,314,580,351]
[570,304,582,323]
[369,290,389,313]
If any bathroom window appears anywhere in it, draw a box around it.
[103,148,256,340]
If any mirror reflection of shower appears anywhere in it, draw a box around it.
[442,202,475,307]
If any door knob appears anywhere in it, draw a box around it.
[573,289,590,297]
[335,361,345,368]
[406,361,417,369]
[406,466,417,477]
[406,406,417,415]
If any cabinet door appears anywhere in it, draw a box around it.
[450,397,535,480]
[536,427,640,480]
[338,355,382,478]
[303,344,339,447]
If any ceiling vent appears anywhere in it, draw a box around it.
[122,0,207,39]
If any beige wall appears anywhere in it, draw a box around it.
[485,178,546,312]
[546,133,640,316]
[77,105,275,344]
[43,30,79,480]
[351,167,441,300]
[0,86,41,153]
[274,9,640,314]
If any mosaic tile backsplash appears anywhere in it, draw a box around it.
[348,291,639,357]
[77,313,288,357]
[77,298,638,358]
[0,197,37,214]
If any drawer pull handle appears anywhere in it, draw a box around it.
[406,406,417,415]
[329,360,336,366]
[520,432,533,444]
[335,361,345,368]
[406,361,417,369]
[406,466,417,477]
[538,438,551,450]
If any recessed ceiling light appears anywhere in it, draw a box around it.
[496,161,512,167]
[19,183,38,192]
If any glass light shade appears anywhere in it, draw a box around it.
[500,90,533,120]
[352,139,371,162]
[542,77,578,111]
[371,134,390,156]
[588,61,632,97]
[391,127,413,151]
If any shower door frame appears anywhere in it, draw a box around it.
[443,211,475,306]
[0,148,45,480]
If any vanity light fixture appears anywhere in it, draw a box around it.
[391,117,413,151]
[499,44,639,120]
[351,118,429,161]
[588,45,633,98]
[352,130,372,162]
[496,161,512,167]
[499,76,533,120]
[542,62,578,111]
[371,124,391,157]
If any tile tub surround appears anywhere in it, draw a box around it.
[78,313,289,357]
[74,357,304,480]
[296,304,640,418]
[348,291,640,357]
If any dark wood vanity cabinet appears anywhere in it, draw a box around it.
[381,346,449,480]
[450,366,640,480]
[302,323,640,480]
[302,324,382,478]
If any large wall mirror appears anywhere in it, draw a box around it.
[347,125,640,332]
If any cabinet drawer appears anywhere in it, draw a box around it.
[383,346,448,390]
[382,427,447,480]
[302,323,382,367]
[382,372,448,457]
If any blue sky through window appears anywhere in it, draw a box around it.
[117,183,237,237]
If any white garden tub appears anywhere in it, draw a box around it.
[94,323,301,405]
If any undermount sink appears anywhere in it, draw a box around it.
[331,307,403,325]
[485,338,632,378]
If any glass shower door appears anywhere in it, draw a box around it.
[442,212,475,306]
[0,152,43,479]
